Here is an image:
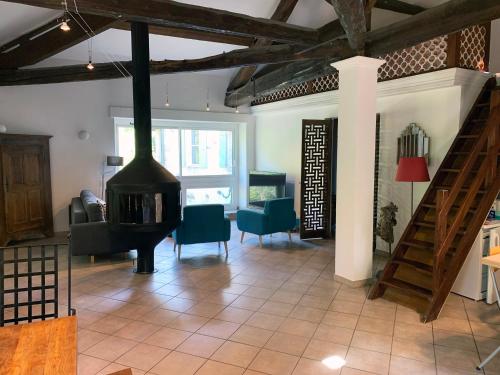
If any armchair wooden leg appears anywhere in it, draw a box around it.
[173,243,177,253]
[288,230,292,243]
[240,232,245,243]
[259,235,263,248]
[218,241,221,248]
[177,245,181,261]
[224,241,228,257]
[89,255,95,264]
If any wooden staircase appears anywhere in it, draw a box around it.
[368,77,500,322]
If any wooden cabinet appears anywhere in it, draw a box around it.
[0,134,53,245]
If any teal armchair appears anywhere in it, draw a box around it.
[173,204,231,260]
[237,198,297,247]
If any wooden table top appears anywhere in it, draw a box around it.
[482,253,500,268]
[0,316,77,375]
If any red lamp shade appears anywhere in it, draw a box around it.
[395,157,430,182]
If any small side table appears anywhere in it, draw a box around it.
[478,252,500,370]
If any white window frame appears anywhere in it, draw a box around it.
[114,118,239,210]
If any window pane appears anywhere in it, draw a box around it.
[181,129,232,176]
[117,126,135,166]
[161,128,180,176]
[186,187,232,205]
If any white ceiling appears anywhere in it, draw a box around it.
[0,0,458,77]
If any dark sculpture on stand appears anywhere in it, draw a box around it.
[376,202,398,255]
[106,22,181,273]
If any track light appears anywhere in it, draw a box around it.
[165,83,170,107]
[60,20,70,32]
[235,106,239,113]
[86,38,94,71]
[206,88,210,111]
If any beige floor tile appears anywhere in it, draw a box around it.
[303,339,348,361]
[259,301,296,317]
[395,306,423,326]
[203,292,240,306]
[393,322,433,344]
[292,357,342,375]
[140,307,180,325]
[249,349,300,375]
[244,370,269,375]
[433,317,472,335]
[265,332,310,356]
[84,335,138,362]
[433,330,476,352]
[216,307,255,324]
[115,342,170,371]
[289,305,326,323]
[314,324,354,346]
[78,354,110,375]
[143,326,192,349]
[114,320,162,342]
[87,314,134,335]
[167,313,210,332]
[111,302,156,318]
[270,290,303,305]
[230,325,274,347]
[469,321,500,338]
[187,301,226,318]
[360,305,396,321]
[340,367,377,375]
[299,294,333,310]
[345,347,390,375]
[350,331,392,354]
[278,318,318,338]
[97,363,146,375]
[322,311,359,330]
[211,341,260,368]
[231,296,267,311]
[161,296,197,312]
[436,365,478,375]
[389,356,436,375]
[243,286,275,299]
[335,290,367,304]
[197,319,241,339]
[196,360,245,375]
[434,345,480,371]
[330,300,363,315]
[176,333,225,358]
[149,351,206,375]
[78,329,108,353]
[355,316,394,336]
[391,337,435,364]
[246,312,285,331]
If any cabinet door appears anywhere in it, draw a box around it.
[2,145,46,234]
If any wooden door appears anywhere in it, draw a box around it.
[300,119,333,239]
[2,145,47,235]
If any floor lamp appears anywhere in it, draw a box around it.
[101,156,124,199]
[395,157,430,215]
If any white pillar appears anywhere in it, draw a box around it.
[332,56,385,285]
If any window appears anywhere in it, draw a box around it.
[115,119,237,209]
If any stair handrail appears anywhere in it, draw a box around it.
[433,98,500,294]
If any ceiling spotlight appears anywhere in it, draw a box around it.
[86,38,94,71]
[165,83,170,107]
[86,61,94,70]
[206,88,210,111]
[60,20,70,32]
[235,106,239,113]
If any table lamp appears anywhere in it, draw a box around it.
[395,156,430,214]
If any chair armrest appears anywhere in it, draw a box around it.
[237,209,267,235]
[70,222,111,256]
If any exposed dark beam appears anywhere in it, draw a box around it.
[0,14,117,68]
[227,0,299,92]
[375,0,426,15]
[4,0,319,45]
[114,22,253,46]
[329,0,366,51]
[228,0,500,106]
[0,40,353,86]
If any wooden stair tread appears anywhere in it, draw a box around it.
[440,168,479,173]
[435,185,486,194]
[402,239,433,250]
[413,220,466,235]
[380,278,433,300]
[457,134,480,139]
[421,203,477,212]
[393,258,433,273]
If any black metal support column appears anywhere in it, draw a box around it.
[131,21,152,161]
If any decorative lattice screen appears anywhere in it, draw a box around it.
[252,24,489,106]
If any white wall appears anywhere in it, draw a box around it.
[0,71,252,232]
[252,68,488,251]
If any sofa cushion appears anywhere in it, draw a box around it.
[80,190,106,222]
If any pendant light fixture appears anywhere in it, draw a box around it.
[235,92,239,113]
[60,0,71,32]
[86,38,94,70]
[206,88,210,112]
[164,83,170,107]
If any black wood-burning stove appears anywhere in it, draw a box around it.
[106,22,181,274]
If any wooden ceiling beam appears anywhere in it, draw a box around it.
[375,0,426,15]
[0,14,117,68]
[114,22,253,46]
[227,0,299,92]
[0,40,353,86]
[3,0,319,45]
[226,0,500,106]
[329,0,366,51]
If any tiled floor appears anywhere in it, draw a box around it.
[58,224,499,375]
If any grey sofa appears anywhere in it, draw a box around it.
[69,190,137,257]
